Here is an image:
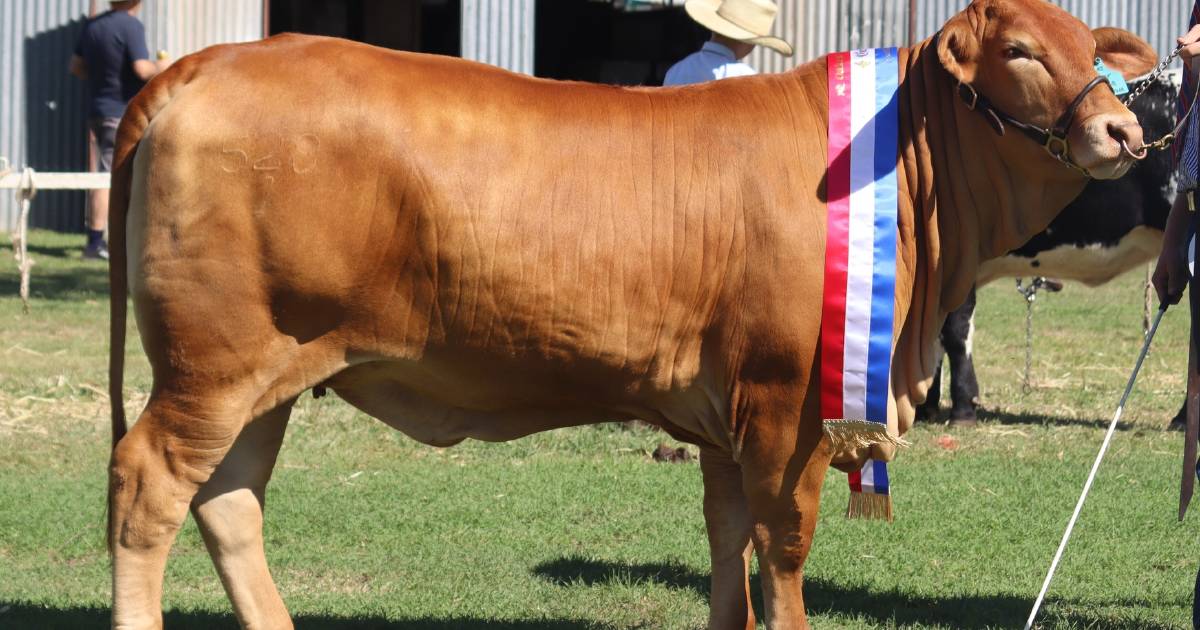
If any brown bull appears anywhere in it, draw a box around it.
[106,1,1146,627]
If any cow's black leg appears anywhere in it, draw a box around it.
[944,287,980,425]
[916,354,943,422]
[1170,400,1187,431]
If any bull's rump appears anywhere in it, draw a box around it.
[127,34,829,445]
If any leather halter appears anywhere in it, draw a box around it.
[955,76,1112,177]
[933,32,1116,178]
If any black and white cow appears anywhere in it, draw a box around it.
[918,69,1180,425]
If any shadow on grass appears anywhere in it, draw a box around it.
[532,556,1178,629]
[976,407,1138,431]
[1,231,112,302]
[0,602,614,629]
[25,241,86,258]
[0,261,109,301]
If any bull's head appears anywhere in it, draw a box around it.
[937,0,1149,180]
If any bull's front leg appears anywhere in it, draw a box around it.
[700,448,756,630]
[738,386,831,630]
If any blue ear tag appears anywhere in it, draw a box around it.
[1094,58,1130,96]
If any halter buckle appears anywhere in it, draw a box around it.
[1043,133,1091,177]
[1044,134,1069,159]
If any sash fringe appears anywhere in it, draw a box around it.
[822,419,909,451]
[847,492,893,522]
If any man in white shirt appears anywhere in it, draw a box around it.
[663,0,793,86]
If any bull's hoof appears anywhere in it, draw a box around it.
[915,405,940,423]
[948,408,978,427]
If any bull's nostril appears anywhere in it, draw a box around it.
[1108,122,1143,149]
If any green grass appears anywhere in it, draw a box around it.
[1,230,1197,629]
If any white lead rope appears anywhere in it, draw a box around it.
[1023,305,1168,630]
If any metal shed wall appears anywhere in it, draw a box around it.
[1,0,263,234]
[462,0,534,74]
[141,0,265,63]
[749,0,909,73]
[1,0,91,233]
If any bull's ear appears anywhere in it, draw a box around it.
[938,13,981,85]
[1094,27,1157,80]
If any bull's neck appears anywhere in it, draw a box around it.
[882,39,1086,429]
[896,39,1087,311]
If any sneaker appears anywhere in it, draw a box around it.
[83,242,109,261]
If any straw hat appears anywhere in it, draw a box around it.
[684,0,793,57]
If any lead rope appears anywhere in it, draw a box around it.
[14,167,36,314]
[1144,262,1154,337]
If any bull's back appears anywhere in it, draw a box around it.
[130,34,829,402]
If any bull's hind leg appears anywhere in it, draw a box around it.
[191,401,294,629]
[700,448,756,630]
[110,393,247,629]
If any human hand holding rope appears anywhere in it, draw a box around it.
[1180,24,1200,67]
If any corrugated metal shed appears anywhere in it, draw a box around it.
[1,0,91,233]
[141,0,265,61]
[462,0,534,74]
[751,0,1189,74]
[750,0,908,74]
[0,0,263,233]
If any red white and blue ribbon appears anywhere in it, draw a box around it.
[822,48,900,520]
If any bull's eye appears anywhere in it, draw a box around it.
[1003,46,1031,60]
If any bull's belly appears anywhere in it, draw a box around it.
[976,226,1163,287]
[322,359,731,449]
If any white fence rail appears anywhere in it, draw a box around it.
[0,158,110,312]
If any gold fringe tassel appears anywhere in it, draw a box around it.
[822,419,909,451]
[846,492,893,522]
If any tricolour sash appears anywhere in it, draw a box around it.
[822,48,901,521]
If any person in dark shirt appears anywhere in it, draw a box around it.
[68,0,168,260]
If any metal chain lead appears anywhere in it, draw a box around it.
[1016,278,1046,395]
[1114,45,1191,159]
[1122,45,1182,108]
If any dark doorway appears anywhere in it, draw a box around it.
[23,17,90,231]
[535,0,707,86]
[269,0,461,57]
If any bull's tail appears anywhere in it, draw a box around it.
[108,127,132,450]
[107,57,194,550]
